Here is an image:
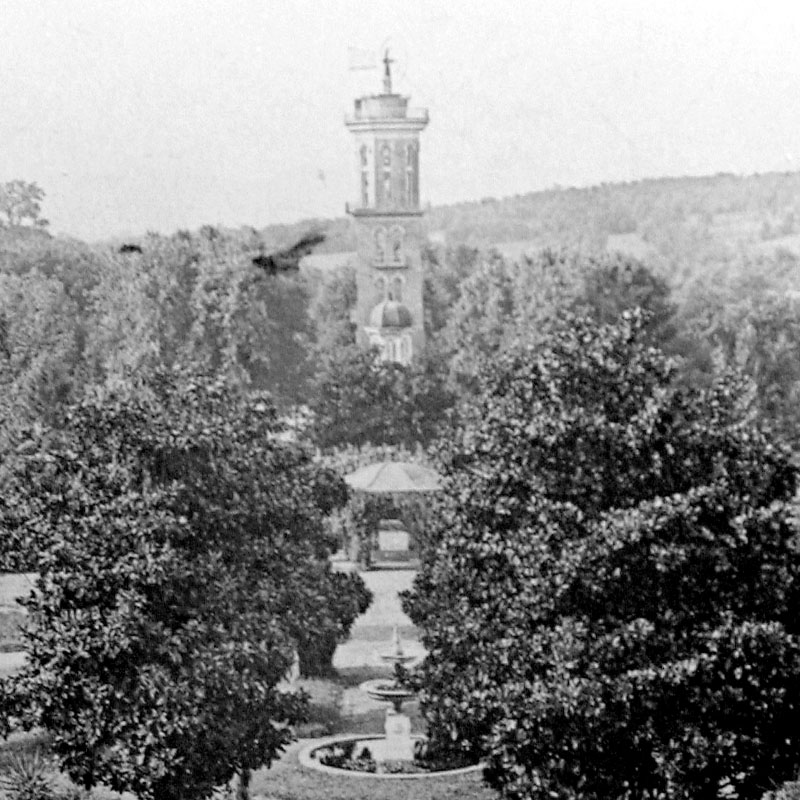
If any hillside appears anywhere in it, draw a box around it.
[262,170,800,296]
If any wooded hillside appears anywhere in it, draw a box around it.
[266,170,800,295]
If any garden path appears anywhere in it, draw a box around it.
[333,567,423,669]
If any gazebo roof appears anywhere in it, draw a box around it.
[344,461,442,493]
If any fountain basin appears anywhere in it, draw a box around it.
[298,734,483,780]
[359,678,416,708]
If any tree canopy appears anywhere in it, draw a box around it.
[307,343,454,451]
[0,367,370,800]
[404,310,800,800]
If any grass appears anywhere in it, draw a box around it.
[336,664,394,688]
[248,738,496,800]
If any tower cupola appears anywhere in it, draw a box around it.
[345,51,429,215]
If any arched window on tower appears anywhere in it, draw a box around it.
[374,226,387,265]
[375,275,387,301]
[381,144,392,205]
[405,142,418,207]
[360,145,369,206]
[392,275,404,302]
[389,225,405,265]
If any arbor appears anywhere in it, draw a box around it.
[0,368,370,800]
[0,181,49,228]
[320,443,438,567]
[404,311,800,800]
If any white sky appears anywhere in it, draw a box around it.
[1,0,799,240]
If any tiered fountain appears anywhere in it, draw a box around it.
[300,628,481,779]
[357,626,418,762]
[299,627,481,778]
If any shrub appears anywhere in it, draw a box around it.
[0,750,53,800]
[295,571,372,677]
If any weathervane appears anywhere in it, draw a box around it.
[383,48,394,94]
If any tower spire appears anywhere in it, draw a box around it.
[383,49,394,94]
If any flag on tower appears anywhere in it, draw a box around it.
[348,47,377,70]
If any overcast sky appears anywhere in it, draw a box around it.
[1,0,799,241]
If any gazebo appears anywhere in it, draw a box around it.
[343,461,442,567]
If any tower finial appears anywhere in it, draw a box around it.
[383,49,394,94]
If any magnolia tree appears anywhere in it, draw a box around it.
[0,368,370,800]
[403,311,800,800]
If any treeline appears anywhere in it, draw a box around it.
[0,226,318,440]
[2,170,800,454]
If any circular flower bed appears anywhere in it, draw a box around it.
[299,735,481,780]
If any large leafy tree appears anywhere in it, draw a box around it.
[0,367,370,800]
[404,311,800,800]
[308,344,454,450]
[85,229,317,407]
[676,281,800,447]
[0,232,105,438]
[439,249,677,395]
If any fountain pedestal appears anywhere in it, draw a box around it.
[369,709,414,762]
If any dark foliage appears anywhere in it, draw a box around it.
[295,571,372,677]
[404,311,800,800]
[0,367,371,800]
[308,345,455,451]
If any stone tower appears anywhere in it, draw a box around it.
[345,51,429,364]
